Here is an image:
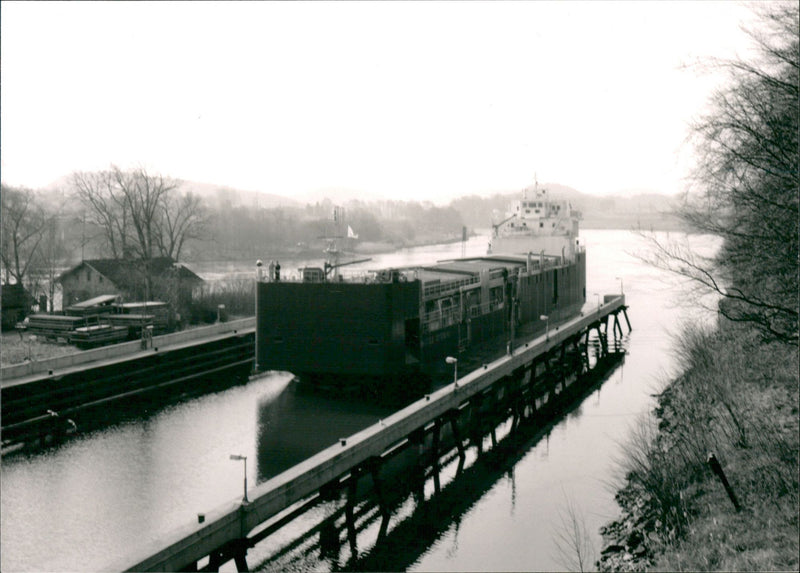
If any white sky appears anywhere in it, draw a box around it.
[0,1,767,203]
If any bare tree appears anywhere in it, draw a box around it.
[34,213,70,312]
[71,169,130,259]
[154,189,208,262]
[73,165,208,299]
[1,184,47,286]
[111,166,178,299]
[552,492,596,572]
[642,4,798,344]
[73,166,208,265]
[110,165,177,262]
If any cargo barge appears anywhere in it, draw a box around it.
[255,182,586,383]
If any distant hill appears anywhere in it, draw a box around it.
[180,181,300,210]
[43,174,301,210]
[43,172,685,231]
[297,187,388,205]
[449,183,685,232]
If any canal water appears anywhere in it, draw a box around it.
[0,229,716,572]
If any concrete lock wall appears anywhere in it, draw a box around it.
[2,318,255,383]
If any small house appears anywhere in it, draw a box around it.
[58,257,204,310]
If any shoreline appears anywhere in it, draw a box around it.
[596,321,799,571]
[185,222,691,266]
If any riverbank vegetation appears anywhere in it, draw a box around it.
[599,4,798,571]
[189,278,254,324]
[598,323,798,571]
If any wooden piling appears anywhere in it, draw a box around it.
[448,410,466,461]
[622,307,632,331]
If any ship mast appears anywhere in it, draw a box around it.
[323,206,370,280]
[325,206,345,280]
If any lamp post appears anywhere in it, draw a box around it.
[255,260,263,373]
[445,356,458,388]
[615,276,624,295]
[230,454,248,503]
[540,314,549,340]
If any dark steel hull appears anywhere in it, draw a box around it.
[255,251,586,382]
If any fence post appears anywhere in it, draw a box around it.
[707,452,742,512]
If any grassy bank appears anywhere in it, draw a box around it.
[598,321,799,571]
[1,332,80,367]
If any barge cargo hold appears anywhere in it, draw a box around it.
[255,181,586,383]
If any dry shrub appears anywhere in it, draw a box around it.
[189,279,255,323]
[612,320,799,571]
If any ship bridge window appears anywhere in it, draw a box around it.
[525,209,530,214]
[539,222,544,228]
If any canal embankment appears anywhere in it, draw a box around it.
[1,319,255,449]
[597,320,799,571]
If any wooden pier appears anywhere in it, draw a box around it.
[119,295,630,572]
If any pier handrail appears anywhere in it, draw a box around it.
[118,295,626,572]
[422,275,480,299]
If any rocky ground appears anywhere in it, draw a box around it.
[597,482,657,571]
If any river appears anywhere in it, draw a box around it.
[0,229,715,572]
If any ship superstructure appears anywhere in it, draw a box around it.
[490,180,581,261]
[255,184,585,384]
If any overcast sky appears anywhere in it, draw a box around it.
[0,1,768,203]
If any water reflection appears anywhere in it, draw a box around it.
[250,349,626,572]
[255,382,396,482]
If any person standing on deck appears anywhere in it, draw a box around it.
[275,261,281,282]
[268,260,276,282]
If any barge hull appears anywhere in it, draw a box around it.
[255,251,586,381]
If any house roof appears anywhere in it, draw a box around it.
[59,257,204,286]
